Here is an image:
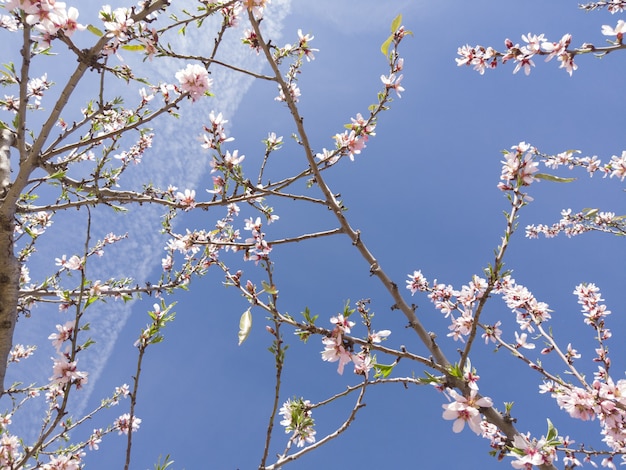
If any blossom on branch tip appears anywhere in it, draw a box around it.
[514,331,535,350]
[406,270,428,294]
[602,19,626,40]
[279,398,316,447]
[114,413,141,435]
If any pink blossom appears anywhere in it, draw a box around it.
[406,270,429,294]
[369,330,391,343]
[114,413,141,435]
[99,5,134,42]
[42,453,83,470]
[50,355,88,387]
[175,64,212,102]
[509,434,556,469]
[514,331,535,349]
[275,82,301,102]
[55,254,83,270]
[442,388,493,434]
[330,314,355,334]
[297,29,318,61]
[380,73,404,97]
[321,335,352,375]
[48,320,75,350]
[176,189,196,210]
[608,151,626,180]
[0,433,21,465]
[602,19,626,38]
[8,344,36,363]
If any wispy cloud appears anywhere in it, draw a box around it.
[10,0,291,439]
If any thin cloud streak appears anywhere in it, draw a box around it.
[10,0,291,439]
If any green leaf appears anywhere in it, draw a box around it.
[121,44,146,52]
[390,14,403,33]
[87,24,103,37]
[238,309,252,346]
[546,418,558,441]
[380,35,393,57]
[261,280,278,295]
[535,173,576,183]
[374,362,395,378]
[582,208,598,217]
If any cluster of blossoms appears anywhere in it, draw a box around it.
[0,433,22,467]
[540,368,626,466]
[113,132,154,165]
[523,147,626,238]
[406,270,490,343]
[406,270,553,348]
[498,142,540,192]
[1,0,85,47]
[317,113,378,164]
[41,452,84,470]
[201,111,234,151]
[457,18,626,76]
[320,314,389,376]
[161,202,241,274]
[175,64,212,102]
[8,343,36,362]
[114,413,141,435]
[508,433,559,469]
[526,208,625,239]
[279,398,316,448]
[580,0,626,13]
[243,216,272,263]
[541,148,626,180]
[2,74,52,112]
[15,210,53,236]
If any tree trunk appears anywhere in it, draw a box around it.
[0,130,18,393]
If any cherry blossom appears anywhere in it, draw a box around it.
[175,64,212,102]
[48,321,75,351]
[176,189,196,210]
[380,73,404,97]
[442,388,493,434]
[279,398,316,448]
[321,335,352,375]
[602,19,626,39]
[50,355,88,387]
[114,413,141,435]
[406,270,429,294]
[509,434,557,469]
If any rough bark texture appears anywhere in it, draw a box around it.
[0,131,18,393]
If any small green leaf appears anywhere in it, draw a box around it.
[238,308,252,346]
[390,14,402,33]
[380,35,393,56]
[582,208,598,217]
[261,280,278,295]
[546,418,558,441]
[374,362,395,378]
[535,173,576,183]
[121,44,146,52]
[87,24,103,37]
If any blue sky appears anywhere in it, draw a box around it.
[4,1,626,469]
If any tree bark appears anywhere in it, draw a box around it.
[0,130,18,394]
